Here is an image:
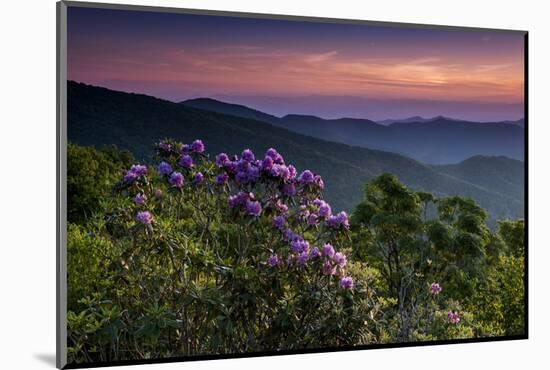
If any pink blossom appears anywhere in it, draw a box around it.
[431,282,442,296]
[448,311,461,325]
[323,261,337,276]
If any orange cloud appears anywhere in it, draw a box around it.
[69,43,523,103]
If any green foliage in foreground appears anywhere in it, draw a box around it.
[350,175,525,341]
[66,143,525,364]
[67,143,134,223]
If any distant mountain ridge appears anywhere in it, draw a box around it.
[183,98,280,125]
[377,115,459,125]
[379,116,525,127]
[502,118,525,127]
[181,98,524,165]
[434,155,524,205]
[68,81,524,223]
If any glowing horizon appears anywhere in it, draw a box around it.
[67,7,525,121]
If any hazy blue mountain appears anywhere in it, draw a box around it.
[380,116,526,127]
[69,81,524,223]
[434,155,524,206]
[377,115,458,125]
[384,119,523,164]
[503,118,525,127]
[180,98,524,164]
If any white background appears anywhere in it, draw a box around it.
[0,0,548,368]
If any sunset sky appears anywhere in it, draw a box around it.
[67,7,525,121]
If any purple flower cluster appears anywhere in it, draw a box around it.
[136,210,153,225]
[339,276,354,290]
[267,255,280,267]
[158,142,171,152]
[280,233,350,288]
[447,311,460,324]
[269,165,288,181]
[299,170,315,184]
[134,192,146,206]
[284,229,297,241]
[319,243,350,280]
[219,147,329,222]
[155,139,205,159]
[310,247,322,259]
[169,172,184,188]
[261,156,274,172]
[214,147,303,189]
[273,215,286,230]
[266,147,284,164]
[313,198,332,219]
[191,139,205,153]
[431,282,442,296]
[228,192,253,209]
[323,260,337,276]
[226,149,265,184]
[241,149,255,162]
[290,237,310,254]
[228,192,263,217]
[333,252,348,268]
[132,140,357,290]
[270,199,289,215]
[280,228,348,276]
[123,164,148,184]
[178,155,193,169]
[235,164,260,184]
[246,200,262,217]
[322,243,336,258]
[327,211,350,229]
[291,198,338,232]
[216,153,229,167]
[157,161,173,176]
[156,140,175,156]
[281,183,296,197]
[194,172,204,185]
[315,175,325,190]
[180,144,190,154]
[154,139,210,192]
[307,213,318,226]
[216,173,229,185]
[215,146,334,246]
[297,252,309,266]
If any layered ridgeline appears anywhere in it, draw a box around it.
[433,155,524,205]
[182,98,524,165]
[378,116,525,127]
[68,81,523,223]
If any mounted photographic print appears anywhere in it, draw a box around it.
[56,1,528,368]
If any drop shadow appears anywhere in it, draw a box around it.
[34,353,57,367]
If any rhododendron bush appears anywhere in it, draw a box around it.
[66,139,524,364]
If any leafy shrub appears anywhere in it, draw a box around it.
[67,143,133,223]
[67,140,525,364]
[68,139,378,363]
